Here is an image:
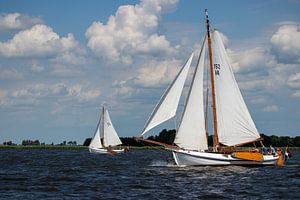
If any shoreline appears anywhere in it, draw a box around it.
[0,145,299,150]
[0,145,165,150]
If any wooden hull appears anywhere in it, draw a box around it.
[172,150,279,166]
[89,147,124,154]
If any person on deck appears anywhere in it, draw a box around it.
[262,145,268,154]
[285,146,292,160]
[269,145,276,155]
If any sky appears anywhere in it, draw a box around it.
[0,0,299,144]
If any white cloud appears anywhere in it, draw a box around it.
[287,72,300,89]
[0,24,78,58]
[263,105,279,112]
[134,59,181,87]
[0,88,6,98]
[114,81,137,98]
[0,13,43,33]
[11,83,53,98]
[31,63,45,72]
[0,83,101,109]
[50,65,83,77]
[292,90,300,97]
[112,57,183,101]
[271,23,300,64]
[287,73,300,97]
[228,47,272,73]
[85,0,178,64]
[249,95,267,104]
[223,28,299,94]
[238,78,272,91]
[67,84,101,102]
[51,47,88,65]
[112,57,184,102]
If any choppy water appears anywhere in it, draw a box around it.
[0,149,299,199]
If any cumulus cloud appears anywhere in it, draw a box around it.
[85,0,178,64]
[0,13,43,33]
[291,90,300,97]
[287,72,300,89]
[134,59,182,87]
[0,88,6,98]
[228,47,272,73]
[271,23,300,64]
[0,83,101,109]
[112,57,183,101]
[31,63,45,72]
[113,57,184,102]
[50,64,83,77]
[51,48,88,65]
[0,24,78,58]
[287,72,300,97]
[223,27,298,94]
[67,84,101,102]
[113,81,138,98]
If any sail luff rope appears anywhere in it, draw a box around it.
[204,40,210,145]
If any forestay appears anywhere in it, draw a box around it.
[141,53,194,135]
[89,116,103,149]
[103,108,122,147]
[211,30,260,146]
[174,38,208,151]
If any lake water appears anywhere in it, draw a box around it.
[0,149,299,199]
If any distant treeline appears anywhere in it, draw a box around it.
[2,140,77,146]
[83,129,300,147]
[3,129,299,147]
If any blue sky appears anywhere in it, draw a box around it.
[0,0,299,144]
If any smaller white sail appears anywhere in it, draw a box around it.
[141,53,194,135]
[89,116,103,149]
[175,38,208,151]
[103,108,122,147]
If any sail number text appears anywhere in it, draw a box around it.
[214,64,220,75]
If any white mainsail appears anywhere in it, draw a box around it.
[103,108,122,147]
[211,30,260,146]
[89,115,103,149]
[174,38,208,151]
[141,53,194,135]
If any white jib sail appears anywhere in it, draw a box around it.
[212,30,260,146]
[103,108,122,147]
[175,38,208,151]
[141,53,194,135]
[89,114,103,149]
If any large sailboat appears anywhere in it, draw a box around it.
[137,10,282,166]
[89,105,124,154]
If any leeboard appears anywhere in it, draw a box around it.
[231,152,263,161]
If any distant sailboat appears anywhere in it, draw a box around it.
[137,10,282,166]
[89,105,124,154]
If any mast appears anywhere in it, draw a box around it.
[205,9,219,148]
[101,105,105,147]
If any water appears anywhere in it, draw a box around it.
[0,149,299,199]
